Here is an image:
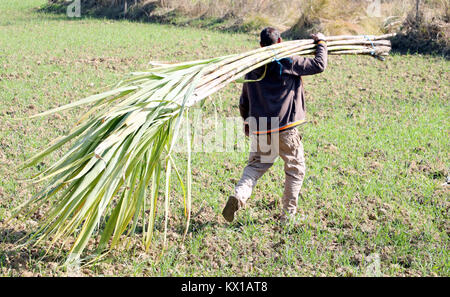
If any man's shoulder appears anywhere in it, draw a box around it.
[289,55,304,63]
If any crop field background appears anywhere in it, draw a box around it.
[0,0,449,276]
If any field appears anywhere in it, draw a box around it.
[0,0,449,277]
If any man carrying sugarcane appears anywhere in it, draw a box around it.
[222,27,327,225]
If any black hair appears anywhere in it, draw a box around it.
[260,27,281,47]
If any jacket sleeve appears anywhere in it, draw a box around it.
[239,83,250,121]
[291,42,328,76]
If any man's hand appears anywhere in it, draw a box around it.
[244,123,249,137]
[311,33,326,43]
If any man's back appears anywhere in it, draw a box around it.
[239,41,327,134]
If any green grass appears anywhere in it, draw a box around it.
[0,0,449,277]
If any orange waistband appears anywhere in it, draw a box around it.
[252,119,307,134]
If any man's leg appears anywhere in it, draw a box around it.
[278,128,306,221]
[234,152,274,203]
[223,134,275,222]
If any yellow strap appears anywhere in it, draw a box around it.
[235,64,267,83]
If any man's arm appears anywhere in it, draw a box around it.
[239,83,250,121]
[291,33,328,76]
[239,83,250,136]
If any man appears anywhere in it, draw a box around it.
[222,27,327,224]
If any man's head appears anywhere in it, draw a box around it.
[260,27,282,47]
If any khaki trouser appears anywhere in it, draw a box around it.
[234,128,306,217]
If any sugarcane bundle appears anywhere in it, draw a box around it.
[13,34,393,263]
